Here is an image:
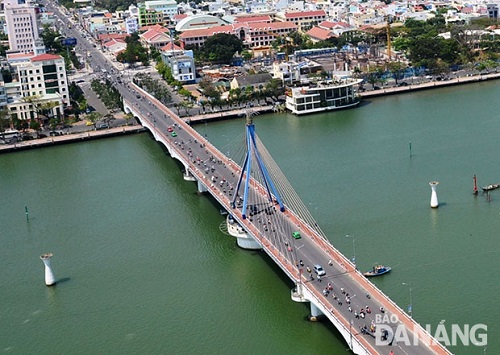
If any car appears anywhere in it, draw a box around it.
[314,265,326,276]
[49,131,63,136]
[171,131,177,137]
[86,121,93,126]
[97,123,109,130]
[167,127,173,132]
[292,231,301,239]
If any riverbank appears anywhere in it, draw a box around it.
[185,105,275,124]
[0,125,146,154]
[359,71,500,98]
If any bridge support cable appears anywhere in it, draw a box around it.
[253,135,330,242]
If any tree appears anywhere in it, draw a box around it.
[264,79,284,101]
[87,112,102,126]
[0,107,11,137]
[387,61,406,85]
[21,95,60,124]
[124,113,134,125]
[200,33,243,64]
[116,32,149,66]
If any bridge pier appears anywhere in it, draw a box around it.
[226,216,262,250]
[309,303,324,322]
[183,171,196,182]
[197,179,208,194]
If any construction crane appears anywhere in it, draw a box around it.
[386,15,392,60]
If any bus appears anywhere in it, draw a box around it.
[1,129,20,143]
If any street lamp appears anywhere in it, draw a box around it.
[402,282,413,318]
[345,234,356,267]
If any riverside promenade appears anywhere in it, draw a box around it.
[185,105,275,124]
[0,125,145,154]
[359,71,500,98]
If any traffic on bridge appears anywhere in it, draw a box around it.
[123,83,451,355]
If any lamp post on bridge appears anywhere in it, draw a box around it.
[345,234,356,268]
[402,282,413,318]
[293,243,305,298]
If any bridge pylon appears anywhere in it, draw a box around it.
[231,112,286,219]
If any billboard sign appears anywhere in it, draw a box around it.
[63,37,77,46]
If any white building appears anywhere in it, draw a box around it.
[144,0,178,20]
[161,46,196,83]
[4,0,42,53]
[125,16,139,34]
[7,53,68,122]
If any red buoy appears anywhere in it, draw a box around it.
[473,174,478,195]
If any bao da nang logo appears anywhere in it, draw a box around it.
[373,314,487,347]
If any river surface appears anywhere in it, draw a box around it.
[1,81,499,354]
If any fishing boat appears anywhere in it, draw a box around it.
[363,265,392,277]
[481,184,500,192]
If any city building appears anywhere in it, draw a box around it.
[144,0,178,20]
[275,10,327,32]
[285,78,363,115]
[161,45,196,83]
[6,53,68,122]
[179,21,297,53]
[4,0,43,54]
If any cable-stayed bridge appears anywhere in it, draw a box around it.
[123,84,451,355]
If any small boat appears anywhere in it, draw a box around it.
[363,265,392,277]
[481,184,500,192]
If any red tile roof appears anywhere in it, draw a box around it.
[234,15,272,23]
[139,24,169,33]
[306,26,334,41]
[284,10,326,19]
[160,43,184,52]
[98,33,130,43]
[179,21,297,39]
[319,21,350,30]
[30,53,62,62]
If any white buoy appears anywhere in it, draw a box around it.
[429,181,439,208]
[40,253,56,286]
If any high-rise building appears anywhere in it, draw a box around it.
[4,0,41,53]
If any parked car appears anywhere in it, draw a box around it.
[97,123,109,130]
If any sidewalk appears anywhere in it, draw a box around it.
[0,125,145,154]
[186,105,276,124]
[359,71,500,98]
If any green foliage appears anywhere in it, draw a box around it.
[41,25,81,69]
[91,79,122,111]
[198,77,221,101]
[116,32,149,66]
[133,73,172,105]
[199,33,243,64]
[264,79,284,101]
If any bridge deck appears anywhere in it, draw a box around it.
[123,85,451,355]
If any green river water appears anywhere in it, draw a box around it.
[1,81,499,354]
